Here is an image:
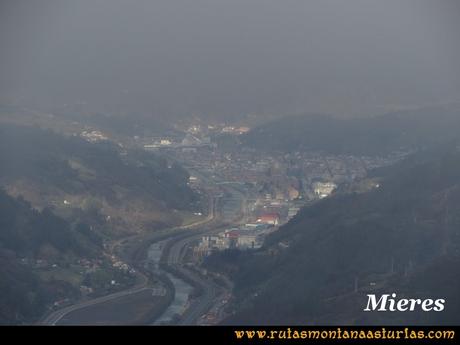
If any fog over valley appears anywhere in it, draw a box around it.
[1,0,460,330]
[1,0,460,121]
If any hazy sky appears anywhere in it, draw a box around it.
[1,0,459,120]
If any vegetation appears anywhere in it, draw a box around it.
[0,190,90,324]
[0,123,198,324]
[242,107,460,155]
[210,145,460,325]
[0,124,195,209]
[0,124,198,233]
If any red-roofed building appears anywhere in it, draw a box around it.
[224,229,240,248]
[225,230,240,239]
[256,213,279,225]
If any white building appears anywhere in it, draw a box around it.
[80,130,108,143]
[160,139,172,146]
[313,181,337,199]
[237,232,262,250]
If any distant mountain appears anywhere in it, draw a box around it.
[0,124,198,235]
[242,107,460,155]
[211,145,460,325]
[48,106,179,138]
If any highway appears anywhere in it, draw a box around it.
[41,285,154,325]
[40,192,219,325]
[158,184,247,325]
[40,167,245,325]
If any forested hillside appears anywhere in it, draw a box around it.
[0,124,200,323]
[210,145,460,325]
[242,107,460,155]
[0,124,198,235]
[0,190,91,324]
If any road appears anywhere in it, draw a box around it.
[40,168,245,325]
[40,192,219,325]
[158,184,247,325]
[41,285,151,325]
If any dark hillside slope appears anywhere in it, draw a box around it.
[0,124,198,233]
[218,146,460,325]
[242,107,460,155]
[0,190,92,324]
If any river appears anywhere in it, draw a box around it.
[147,241,194,324]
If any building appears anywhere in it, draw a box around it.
[188,176,199,183]
[288,206,300,218]
[313,181,337,199]
[160,139,172,146]
[199,235,230,251]
[80,130,108,143]
[181,133,203,147]
[256,213,279,226]
[237,231,262,250]
[236,126,250,134]
[224,230,240,248]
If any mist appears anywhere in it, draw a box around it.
[1,0,459,120]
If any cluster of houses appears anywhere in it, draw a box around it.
[194,213,280,258]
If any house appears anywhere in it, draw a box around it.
[256,213,279,225]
